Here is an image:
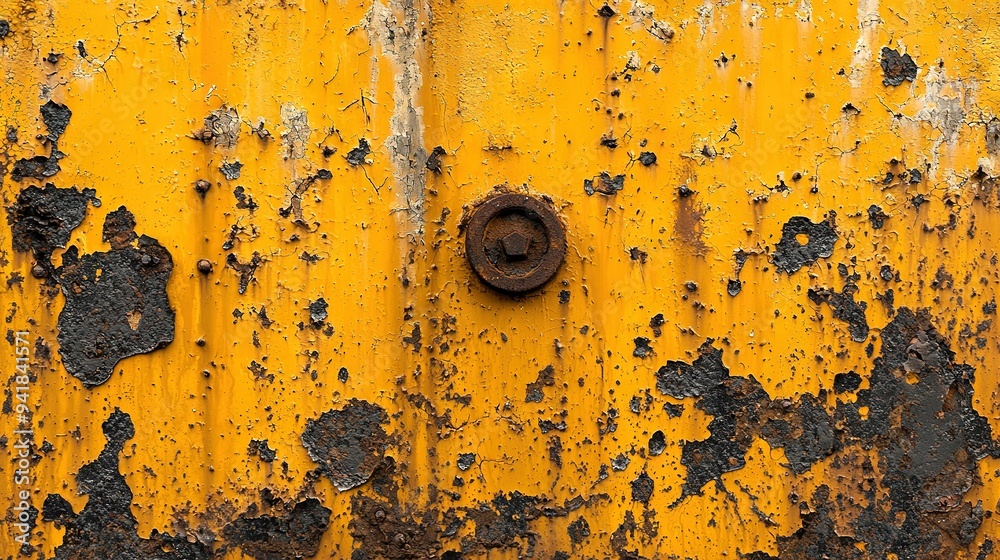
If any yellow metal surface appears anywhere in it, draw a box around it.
[3,0,1000,558]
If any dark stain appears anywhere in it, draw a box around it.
[611,453,630,471]
[630,472,654,504]
[348,457,610,560]
[771,216,838,274]
[7,183,99,271]
[525,364,556,402]
[425,145,447,173]
[221,160,243,180]
[638,151,657,166]
[728,279,743,296]
[548,435,563,467]
[633,337,653,358]
[11,101,73,181]
[674,195,708,255]
[402,322,422,352]
[745,486,864,560]
[808,283,870,342]
[598,4,617,17]
[559,289,570,304]
[669,308,998,559]
[880,264,894,281]
[55,207,174,387]
[833,371,862,393]
[649,313,664,337]
[662,402,684,418]
[248,439,277,463]
[309,298,328,325]
[610,511,644,560]
[194,179,212,197]
[300,399,389,491]
[931,265,954,290]
[349,457,457,559]
[567,516,591,544]
[584,172,625,195]
[221,498,331,560]
[539,419,567,433]
[346,138,371,166]
[457,453,475,471]
[868,204,888,230]
[39,100,72,141]
[226,251,262,294]
[41,494,74,526]
[880,47,918,86]
[600,134,618,149]
[648,430,666,455]
[463,492,548,554]
[0,19,9,38]
[43,409,213,559]
[233,185,258,211]
[629,247,648,263]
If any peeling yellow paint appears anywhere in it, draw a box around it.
[3,0,1000,558]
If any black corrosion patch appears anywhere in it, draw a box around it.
[55,207,174,387]
[301,399,389,491]
[661,308,999,559]
[42,409,213,559]
[348,456,609,558]
[346,138,371,166]
[868,204,888,229]
[584,172,625,195]
[221,498,331,560]
[771,216,838,274]
[880,47,917,87]
[11,101,72,181]
[525,364,556,402]
[808,283,870,342]
[43,409,331,559]
[7,183,99,270]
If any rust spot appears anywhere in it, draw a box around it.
[221,498,331,560]
[56,207,175,387]
[300,399,389,491]
[771,216,838,273]
[7,183,98,272]
[880,47,918,86]
[525,364,556,402]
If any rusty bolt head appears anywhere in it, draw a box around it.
[500,231,530,259]
[197,259,213,274]
[466,192,566,293]
[31,264,47,278]
[194,179,211,197]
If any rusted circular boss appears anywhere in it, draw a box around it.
[465,192,566,293]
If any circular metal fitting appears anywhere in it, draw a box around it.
[465,192,566,293]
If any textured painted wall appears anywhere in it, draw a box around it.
[3,0,1000,558]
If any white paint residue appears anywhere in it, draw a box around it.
[795,0,812,22]
[695,0,716,40]
[279,103,310,161]
[356,0,428,237]
[913,65,974,145]
[625,51,641,72]
[742,1,765,27]
[628,1,676,43]
[848,0,881,88]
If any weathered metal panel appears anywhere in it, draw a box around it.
[3,0,1000,558]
